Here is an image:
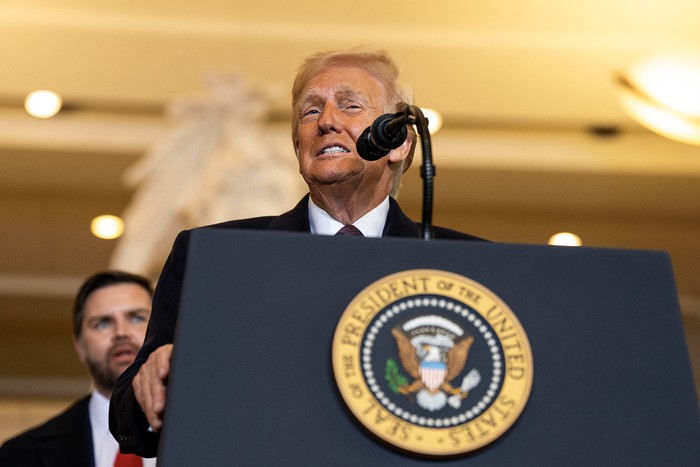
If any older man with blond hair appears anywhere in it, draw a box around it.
[109,47,483,458]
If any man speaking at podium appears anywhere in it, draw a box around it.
[109,47,483,457]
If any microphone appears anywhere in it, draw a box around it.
[356,110,410,161]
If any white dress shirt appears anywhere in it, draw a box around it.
[308,196,389,238]
[89,390,157,467]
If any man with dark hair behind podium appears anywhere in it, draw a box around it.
[109,47,484,457]
[0,270,155,467]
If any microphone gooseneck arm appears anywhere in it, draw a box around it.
[410,106,434,241]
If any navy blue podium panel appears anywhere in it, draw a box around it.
[158,230,700,466]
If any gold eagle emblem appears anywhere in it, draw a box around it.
[390,319,480,411]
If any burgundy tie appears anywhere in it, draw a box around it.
[335,225,364,236]
[113,452,143,467]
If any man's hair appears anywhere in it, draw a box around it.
[72,270,153,338]
[291,47,417,195]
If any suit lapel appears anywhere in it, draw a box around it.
[383,197,420,238]
[266,195,311,232]
[35,396,95,467]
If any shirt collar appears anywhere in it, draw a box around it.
[308,196,389,238]
[89,389,111,435]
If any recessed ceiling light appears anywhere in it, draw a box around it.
[24,90,63,119]
[420,108,443,135]
[90,215,125,240]
[548,232,582,247]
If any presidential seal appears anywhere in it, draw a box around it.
[332,269,533,456]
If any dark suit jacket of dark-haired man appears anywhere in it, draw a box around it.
[109,194,484,457]
[0,397,95,467]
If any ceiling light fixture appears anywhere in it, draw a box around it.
[90,215,125,240]
[24,90,63,119]
[420,108,443,135]
[548,232,582,247]
[615,52,700,145]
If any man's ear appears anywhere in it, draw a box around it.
[387,131,413,164]
[73,338,86,364]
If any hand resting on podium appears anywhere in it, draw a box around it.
[132,343,173,432]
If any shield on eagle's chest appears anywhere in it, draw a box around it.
[419,361,447,391]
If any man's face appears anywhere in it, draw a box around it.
[294,66,409,197]
[73,283,151,396]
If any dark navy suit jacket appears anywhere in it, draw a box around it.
[109,195,484,457]
[0,396,95,467]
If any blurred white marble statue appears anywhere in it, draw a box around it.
[109,74,303,277]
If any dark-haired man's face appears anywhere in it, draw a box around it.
[73,283,151,397]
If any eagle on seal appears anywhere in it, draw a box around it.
[391,326,479,411]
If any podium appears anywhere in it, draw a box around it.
[158,230,700,466]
